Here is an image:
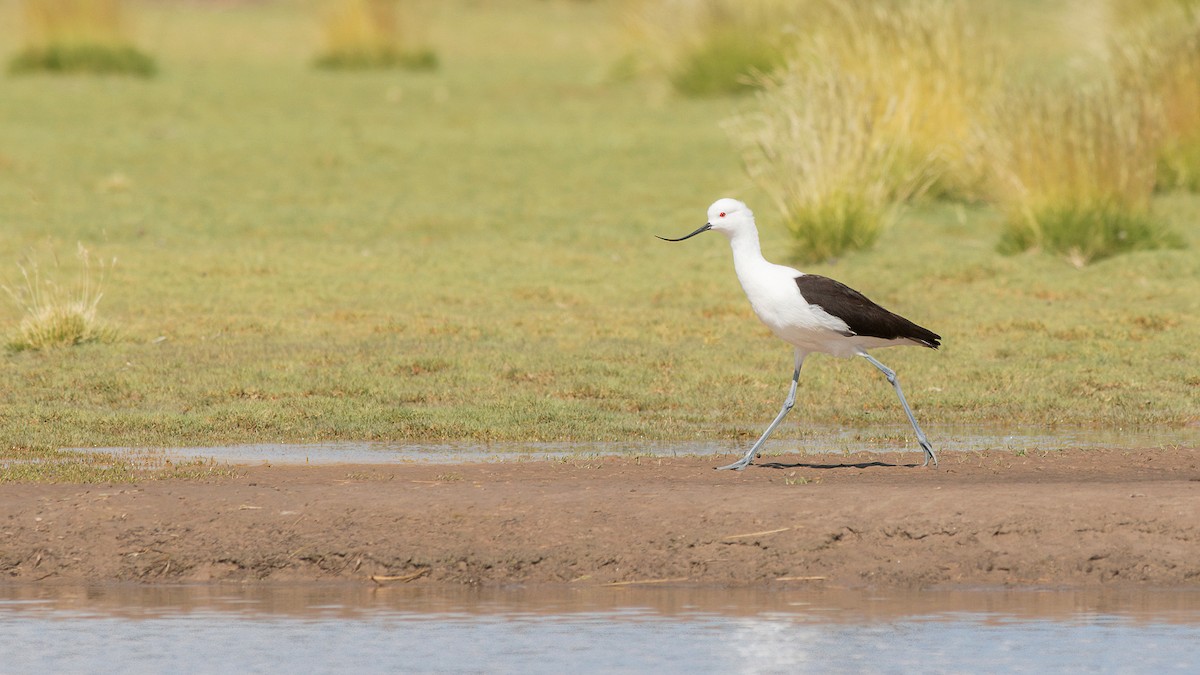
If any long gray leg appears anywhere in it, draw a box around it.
[717,349,806,471]
[859,353,937,467]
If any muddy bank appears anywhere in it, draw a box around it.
[3,447,1199,588]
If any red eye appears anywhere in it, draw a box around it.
[719,212,726,218]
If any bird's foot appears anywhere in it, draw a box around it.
[920,441,938,468]
[715,457,752,471]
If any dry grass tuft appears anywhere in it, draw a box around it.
[801,0,1001,200]
[725,59,935,263]
[724,0,1002,262]
[9,0,155,76]
[978,82,1184,266]
[314,0,437,70]
[616,0,804,96]
[2,244,119,352]
[1110,3,1200,191]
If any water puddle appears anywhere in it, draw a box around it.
[2,585,1198,673]
[64,425,1200,466]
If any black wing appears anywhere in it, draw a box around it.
[795,275,941,348]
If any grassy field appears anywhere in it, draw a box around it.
[1,1,1198,479]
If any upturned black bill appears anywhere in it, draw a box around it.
[655,223,712,242]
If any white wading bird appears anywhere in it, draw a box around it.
[658,198,940,470]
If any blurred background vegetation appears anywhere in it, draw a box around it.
[1,0,1197,470]
[8,0,156,75]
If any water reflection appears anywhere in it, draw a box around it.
[63,424,1200,466]
[2,585,1200,673]
[4,584,1200,622]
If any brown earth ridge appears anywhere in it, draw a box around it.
[3,447,1199,588]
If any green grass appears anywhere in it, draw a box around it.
[314,47,436,71]
[0,445,240,482]
[0,2,1198,479]
[996,203,1186,266]
[9,42,155,76]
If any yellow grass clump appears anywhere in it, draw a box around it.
[9,0,155,76]
[2,245,118,352]
[1110,3,1200,191]
[978,82,1184,267]
[799,0,1001,200]
[616,0,806,96]
[315,0,437,70]
[725,59,935,263]
[724,0,997,262]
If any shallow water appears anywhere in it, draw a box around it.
[2,585,1199,674]
[68,425,1200,466]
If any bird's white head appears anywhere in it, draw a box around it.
[656,198,756,243]
[705,198,754,238]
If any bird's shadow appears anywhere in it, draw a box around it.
[757,460,917,470]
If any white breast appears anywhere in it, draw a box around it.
[734,260,860,356]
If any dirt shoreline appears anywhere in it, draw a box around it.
[3,448,1199,588]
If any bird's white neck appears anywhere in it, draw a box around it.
[727,222,767,273]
